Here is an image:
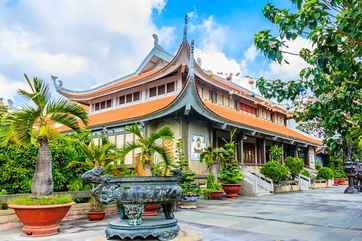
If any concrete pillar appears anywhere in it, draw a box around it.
[262,139,266,164]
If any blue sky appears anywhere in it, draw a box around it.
[0,0,308,105]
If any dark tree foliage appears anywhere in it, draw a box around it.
[0,131,90,194]
[254,0,362,162]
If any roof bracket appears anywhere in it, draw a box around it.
[221,123,228,130]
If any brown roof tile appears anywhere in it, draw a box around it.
[203,100,321,145]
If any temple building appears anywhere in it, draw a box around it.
[54,17,321,175]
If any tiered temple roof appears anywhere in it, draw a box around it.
[55,18,321,146]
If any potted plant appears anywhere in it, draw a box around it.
[218,130,243,198]
[67,137,119,221]
[5,75,88,236]
[203,174,224,200]
[120,124,174,215]
[219,165,243,198]
[317,167,334,187]
[174,139,200,208]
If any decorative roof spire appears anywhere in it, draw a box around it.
[183,14,188,41]
[188,40,195,79]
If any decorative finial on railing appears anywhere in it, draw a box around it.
[183,14,188,41]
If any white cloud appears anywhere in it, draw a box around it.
[0,0,173,101]
[266,37,312,80]
[0,73,26,101]
[192,16,259,90]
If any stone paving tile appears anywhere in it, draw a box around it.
[1,187,361,241]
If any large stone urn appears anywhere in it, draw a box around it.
[81,167,182,241]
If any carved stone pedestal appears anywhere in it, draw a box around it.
[106,216,179,241]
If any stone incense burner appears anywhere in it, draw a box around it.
[82,167,182,241]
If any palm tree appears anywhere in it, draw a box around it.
[120,124,174,176]
[67,137,119,174]
[200,146,224,174]
[5,75,88,197]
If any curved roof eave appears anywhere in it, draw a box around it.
[53,43,175,99]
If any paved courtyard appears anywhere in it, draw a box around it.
[2,186,362,241]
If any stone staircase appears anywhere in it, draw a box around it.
[241,167,274,196]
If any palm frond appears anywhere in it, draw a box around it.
[9,106,40,143]
[148,126,174,145]
[119,142,143,162]
[47,98,88,126]
[125,124,143,140]
[153,145,173,175]
[50,113,81,132]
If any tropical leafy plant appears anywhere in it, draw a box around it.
[175,139,199,196]
[202,174,223,199]
[285,156,304,179]
[317,167,334,180]
[200,146,224,171]
[218,166,243,184]
[301,169,310,178]
[120,124,174,176]
[67,136,119,174]
[270,145,283,163]
[1,75,88,197]
[261,161,289,184]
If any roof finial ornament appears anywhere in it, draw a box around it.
[51,75,63,89]
[183,13,188,41]
[189,40,195,77]
[152,33,159,47]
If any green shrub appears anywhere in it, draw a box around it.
[202,174,223,199]
[0,131,90,194]
[301,169,310,177]
[218,165,243,184]
[285,157,304,179]
[261,161,289,184]
[317,167,334,180]
[333,167,346,178]
[8,194,73,206]
[270,145,283,162]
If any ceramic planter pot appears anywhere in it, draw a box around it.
[88,210,106,221]
[222,184,240,198]
[179,195,199,209]
[208,191,224,200]
[334,178,347,186]
[9,202,73,236]
[143,203,160,216]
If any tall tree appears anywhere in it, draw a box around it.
[254,0,361,161]
[3,75,88,196]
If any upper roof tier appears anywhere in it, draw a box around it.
[54,21,321,146]
[54,28,289,115]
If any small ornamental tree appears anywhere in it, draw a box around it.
[254,0,362,163]
[270,145,283,163]
[2,75,88,197]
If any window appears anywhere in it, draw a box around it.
[167,82,175,93]
[126,93,133,103]
[106,99,112,108]
[158,85,165,95]
[95,102,100,111]
[100,101,105,109]
[149,87,157,97]
[119,95,125,105]
[133,91,140,101]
